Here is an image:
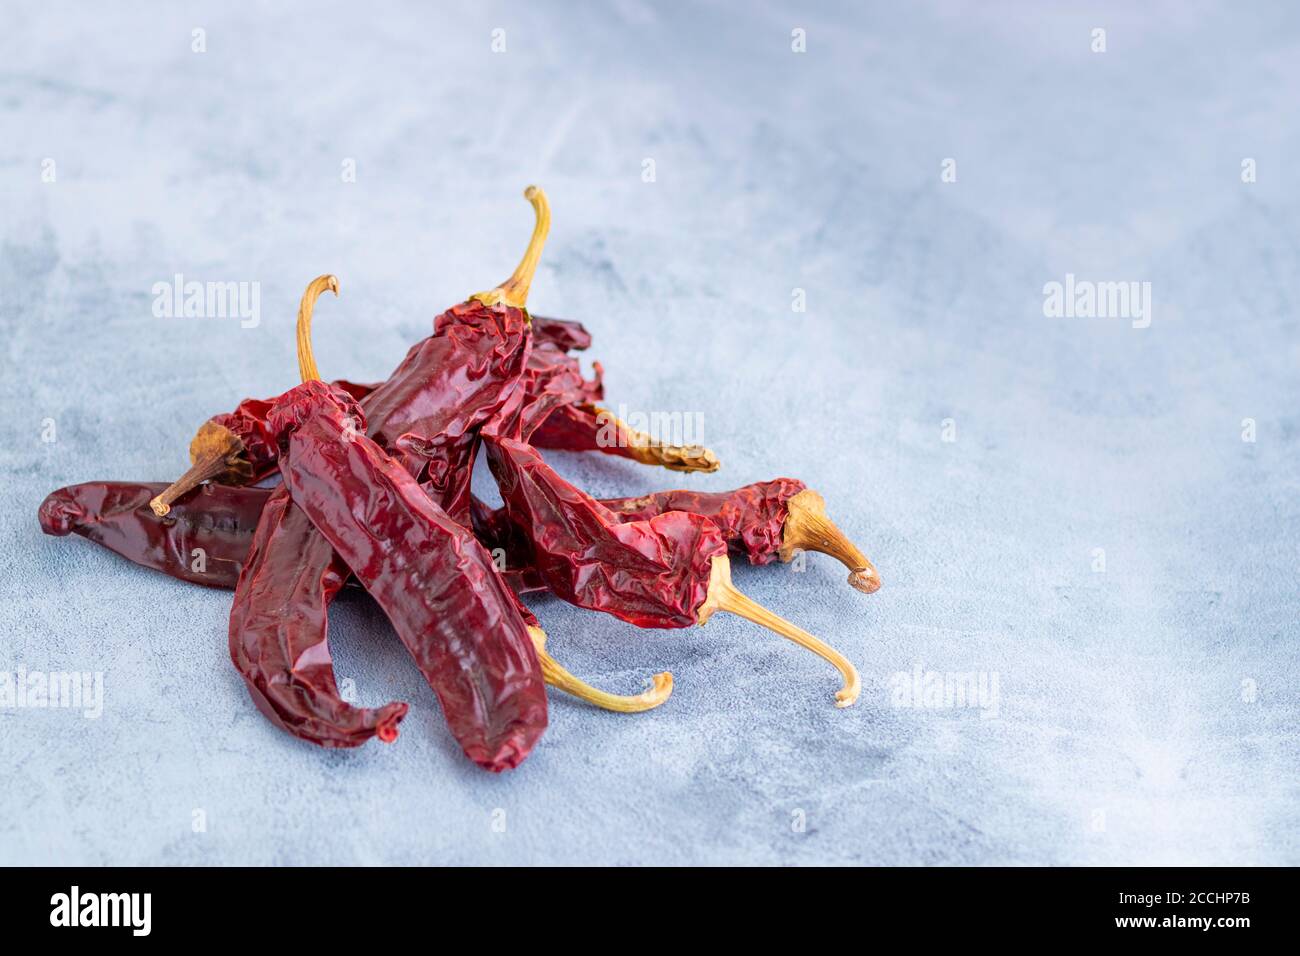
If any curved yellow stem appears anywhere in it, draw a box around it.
[594,406,721,473]
[470,186,550,309]
[296,274,339,384]
[778,489,880,593]
[696,554,860,707]
[527,627,672,713]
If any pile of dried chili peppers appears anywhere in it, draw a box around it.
[38,187,881,771]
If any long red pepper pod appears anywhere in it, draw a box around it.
[483,423,861,705]
[264,380,548,770]
[471,478,881,595]
[303,193,670,718]
[40,481,265,589]
[229,487,409,747]
[601,481,806,564]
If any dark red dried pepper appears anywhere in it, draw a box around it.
[229,484,408,747]
[40,481,262,589]
[482,422,860,705]
[252,379,548,770]
[36,184,877,772]
[217,284,535,749]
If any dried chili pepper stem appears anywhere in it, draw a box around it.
[151,276,341,518]
[149,421,249,517]
[470,186,550,310]
[527,627,673,713]
[778,489,880,594]
[696,555,861,707]
[595,406,720,473]
[296,274,340,382]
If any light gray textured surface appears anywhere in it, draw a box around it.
[2,1,1298,865]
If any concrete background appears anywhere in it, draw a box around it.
[2,1,1297,865]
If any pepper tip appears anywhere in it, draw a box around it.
[848,567,880,594]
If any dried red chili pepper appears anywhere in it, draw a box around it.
[229,483,409,747]
[40,481,264,590]
[147,188,545,747]
[250,379,549,770]
[39,184,878,772]
[471,479,879,596]
[483,430,860,705]
[218,303,530,749]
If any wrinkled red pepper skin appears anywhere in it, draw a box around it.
[526,402,608,453]
[362,302,531,525]
[529,315,592,352]
[208,380,378,484]
[264,381,547,771]
[230,487,408,747]
[484,432,726,628]
[517,345,603,440]
[601,480,807,566]
[176,314,597,498]
[39,481,263,589]
[481,359,730,628]
[211,395,280,480]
